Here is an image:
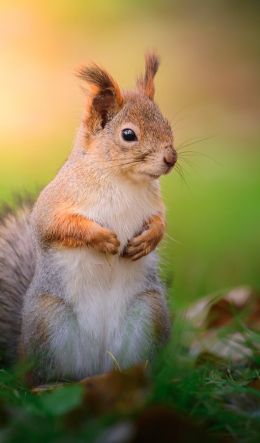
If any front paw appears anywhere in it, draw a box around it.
[91,227,120,255]
[123,228,159,261]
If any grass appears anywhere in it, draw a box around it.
[0,318,259,442]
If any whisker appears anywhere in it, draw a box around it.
[177,135,213,151]
[174,163,191,191]
[177,157,195,169]
[84,154,145,171]
[169,103,198,125]
[164,232,183,245]
[101,159,143,172]
[177,150,220,166]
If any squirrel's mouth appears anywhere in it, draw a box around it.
[141,163,176,179]
[164,164,174,175]
[143,172,161,180]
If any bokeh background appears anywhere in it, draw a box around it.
[1,0,259,307]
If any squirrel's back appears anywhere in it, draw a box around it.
[0,199,35,364]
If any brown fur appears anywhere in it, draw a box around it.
[141,291,170,344]
[19,294,61,361]
[136,52,160,100]
[77,64,123,133]
[123,213,165,261]
[35,294,65,342]
[42,210,120,253]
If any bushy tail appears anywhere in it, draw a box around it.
[0,199,35,364]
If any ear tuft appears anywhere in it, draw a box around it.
[137,52,160,100]
[77,63,123,132]
[77,64,123,105]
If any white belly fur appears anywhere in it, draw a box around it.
[49,181,158,378]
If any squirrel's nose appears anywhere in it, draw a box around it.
[163,146,177,168]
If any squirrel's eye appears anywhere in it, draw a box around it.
[121,128,137,142]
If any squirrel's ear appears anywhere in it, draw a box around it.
[77,64,123,133]
[136,52,160,100]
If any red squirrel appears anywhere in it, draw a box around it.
[0,53,177,383]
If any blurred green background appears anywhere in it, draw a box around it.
[0,0,259,307]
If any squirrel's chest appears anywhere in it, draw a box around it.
[81,182,156,247]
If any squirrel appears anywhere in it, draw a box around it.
[0,53,177,383]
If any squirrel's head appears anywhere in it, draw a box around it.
[77,53,177,182]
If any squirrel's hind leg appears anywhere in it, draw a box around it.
[21,293,76,384]
[107,290,171,371]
